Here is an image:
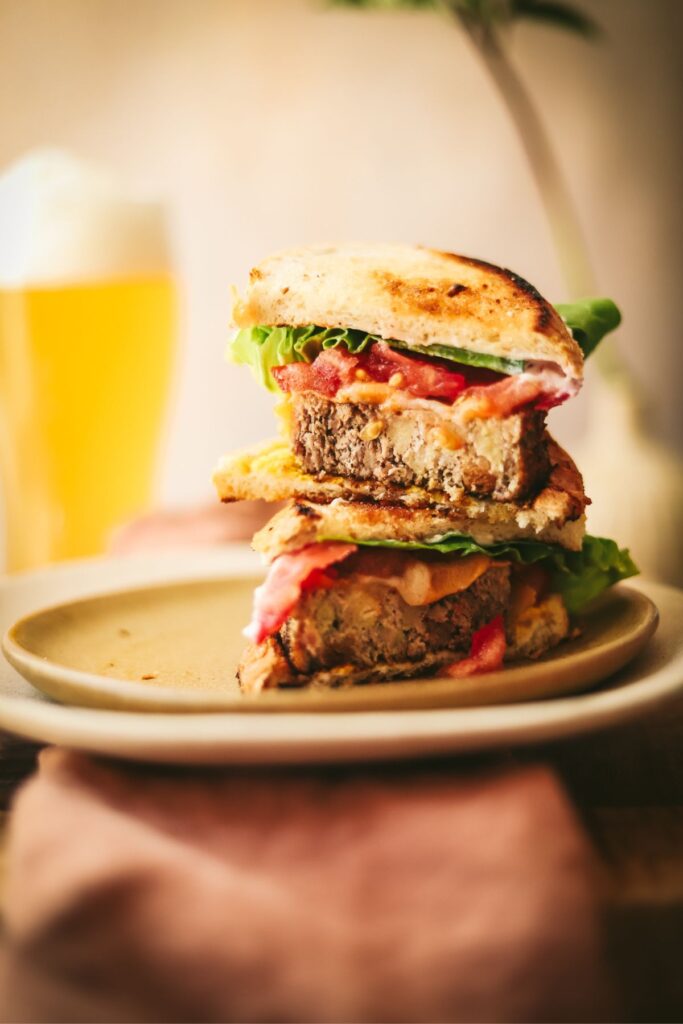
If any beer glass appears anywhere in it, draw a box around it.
[0,152,176,571]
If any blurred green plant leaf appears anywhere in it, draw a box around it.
[330,0,439,7]
[329,0,605,301]
[330,0,600,37]
[513,1,600,37]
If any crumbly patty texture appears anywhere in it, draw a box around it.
[232,242,583,380]
[282,563,510,673]
[291,392,550,502]
[238,564,510,691]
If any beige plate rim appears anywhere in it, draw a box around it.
[0,549,680,764]
[2,580,659,714]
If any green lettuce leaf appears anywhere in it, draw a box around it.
[320,532,638,613]
[230,295,622,391]
[385,338,525,374]
[229,325,373,392]
[556,297,622,358]
[229,324,524,391]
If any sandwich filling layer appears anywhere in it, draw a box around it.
[229,332,587,505]
[244,530,637,657]
[290,391,549,502]
[237,545,578,692]
[234,330,579,410]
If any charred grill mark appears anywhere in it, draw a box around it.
[295,502,320,520]
[446,254,546,306]
[534,302,553,332]
[420,248,564,337]
[274,632,300,676]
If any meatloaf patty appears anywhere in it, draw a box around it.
[237,562,511,693]
[290,393,549,502]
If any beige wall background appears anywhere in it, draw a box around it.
[0,0,681,506]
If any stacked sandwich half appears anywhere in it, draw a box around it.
[214,243,636,693]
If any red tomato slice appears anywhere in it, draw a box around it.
[273,342,467,403]
[364,342,466,401]
[444,615,506,678]
[272,342,572,410]
[244,542,357,645]
[272,348,360,397]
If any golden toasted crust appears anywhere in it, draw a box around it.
[233,243,583,380]
[213,436,588,553]
[252,498,585,558]
[508,593,570,660]
[237,636,296,694]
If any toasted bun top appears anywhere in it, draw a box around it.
[233,243,583,380]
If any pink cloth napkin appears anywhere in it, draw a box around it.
[109,500,273,553]
[0,750,613,1023]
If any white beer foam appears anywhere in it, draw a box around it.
[0,149,170,287]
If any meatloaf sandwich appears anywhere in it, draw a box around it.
[213,242,634,693]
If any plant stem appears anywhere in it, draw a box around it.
[456,13,595,299]
[454,11,639,388]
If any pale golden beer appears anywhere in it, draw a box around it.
[0,277,176,570]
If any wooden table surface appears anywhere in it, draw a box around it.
[2,699,683,1021]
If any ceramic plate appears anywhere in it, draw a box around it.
[3,571,658,714]
[0,548,678,764]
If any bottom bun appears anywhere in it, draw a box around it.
[238,640,461,694]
